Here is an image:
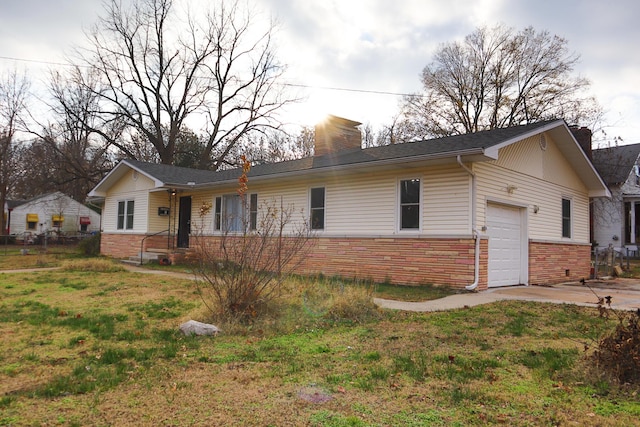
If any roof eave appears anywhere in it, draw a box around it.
[488,119,566,153]
[590,188,612,198]
[546,123,611,199]
[88,159,166,197]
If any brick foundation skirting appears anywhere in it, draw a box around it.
[101,233,487,290]
[101,233,588,289]
[528,241,591,285]
[298,236,489,290]
[100,233,171,258]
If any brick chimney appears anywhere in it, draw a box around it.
[314,115,362,157]
[570,126,593,160]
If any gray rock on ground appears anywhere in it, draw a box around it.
[179,320,220,336]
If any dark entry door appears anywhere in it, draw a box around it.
[177,196,192,248]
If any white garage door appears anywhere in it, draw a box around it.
[487,204,523,287]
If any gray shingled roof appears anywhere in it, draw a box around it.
[592,143,640,185]
[5,199,26,209]
[125,120,560,186]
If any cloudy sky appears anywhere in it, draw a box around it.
[1,0,639,147]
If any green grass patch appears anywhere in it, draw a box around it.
[373,282,457,301]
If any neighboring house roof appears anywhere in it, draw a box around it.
[8,192,91,212]
[89,119,610,198]
[12,192,69,207]
[5,199,27,210]
[5,193,65,212]
[591,143,640,186]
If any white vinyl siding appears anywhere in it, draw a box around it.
[179,165,472,237]
[98,133,592,242]
[148,191,173,233]
[422,167,471,234]
[475,133,590,244]
[103,195,148,233]
[322,175,395,234]
[475,141,590,244]
[8,192,101,236]
[102,171,152,233]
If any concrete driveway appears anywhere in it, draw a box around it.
[374,278,640,312]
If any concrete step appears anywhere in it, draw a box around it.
[145,248,171,254]
[126,251,165,264]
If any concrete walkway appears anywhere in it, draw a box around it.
[374,278,640,312]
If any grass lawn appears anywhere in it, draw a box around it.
[0,245,84,270]
[0,256,639,426]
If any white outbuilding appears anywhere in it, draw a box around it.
[5,192,101,239]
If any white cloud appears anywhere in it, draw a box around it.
[0,0,638,143]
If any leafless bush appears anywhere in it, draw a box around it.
[592,309,640,385]
[580,280,640,387]
[193,156,315,322]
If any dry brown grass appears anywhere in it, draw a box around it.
[0,245,79,270]
[60,258,126,272]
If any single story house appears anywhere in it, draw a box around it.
[89,117,609,290]
[5,191,101,238]
[591,142,640,251]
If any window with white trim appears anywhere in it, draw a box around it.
[214,194,257,232]
[399,179,421,230]
[562,197,571,238]
[117,200,135,230]
[310,187,325,230]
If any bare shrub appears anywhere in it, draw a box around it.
[78,233,101,256]
[592,309,640,385]
[193,156,314,322]
[579,280,640,388]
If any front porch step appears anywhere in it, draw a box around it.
[145,247,171,254]
[126,251,166,264]
[122,249,194,266]
[146,247,190,254]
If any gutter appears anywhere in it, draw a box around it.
[457,155,480,291]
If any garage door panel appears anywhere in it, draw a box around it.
[487,204,523,287]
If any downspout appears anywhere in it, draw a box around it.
[457,155,480,291]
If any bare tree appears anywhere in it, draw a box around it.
[0,70,29,232]
[398,25,601,141]
[68,0,293,169]
[243,126,315,164]
[19,69,115,202]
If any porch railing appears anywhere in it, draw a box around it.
[140,229,169,266]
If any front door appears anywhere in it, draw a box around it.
[177,196,192,248]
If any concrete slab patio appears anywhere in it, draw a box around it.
[374,278,640,312]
